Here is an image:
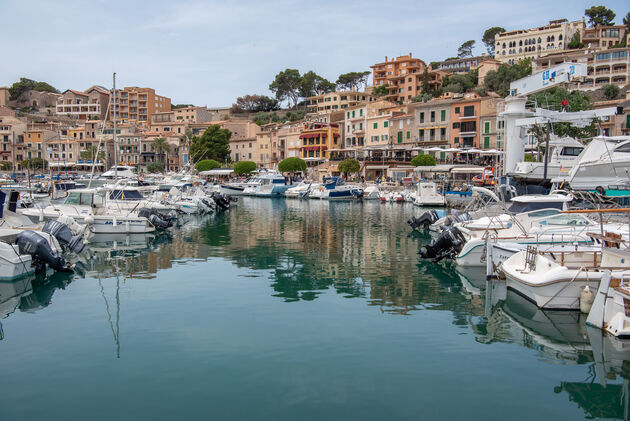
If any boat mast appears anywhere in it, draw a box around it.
[113,72,117,180]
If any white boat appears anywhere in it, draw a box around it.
[102,165,137,180]
[501,247,630,310]
[557,136,630,190]
[510,136,584,182]
[316,177,363,200]
[587,265,630,339]
[363,185,380,200]
[20,189,156,234]
[380,191,403,203]
[413,181,445,207]
[285,182,317,199]
[220,178,254,196]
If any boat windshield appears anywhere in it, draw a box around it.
[508,201,564,214]
[538,213,592,226]
[64,192,94,206]
[109,189,144,200]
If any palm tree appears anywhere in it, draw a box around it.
[152,137,170,171]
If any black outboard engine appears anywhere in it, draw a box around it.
[201,198,216,211]
[138,208,173,229]
[408,210,439,230]
[419,226,466,262]
[42,220,86,254]
[16,231,72,273]
[211,193,231,210]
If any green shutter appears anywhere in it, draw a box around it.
[627,114,630,128]
[352,110,355,117]
[373,122,378,129]
[441,110,446,121]
[484,136,490,149]
[406,131,410,139]
[360,109,363,116]
[384,121,389,128]
[484,122,490,134]
[397,132,403,143]
[440,152,445,160]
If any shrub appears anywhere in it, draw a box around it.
[411,154,436,166]
[278,157,306,173]
[195,159,221,172]
[147,162,164,173]
[233,160,256,175]
[603,84,620,100]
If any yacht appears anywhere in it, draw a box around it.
[363,185,381,200]
[557,136,630,190]
[510,136,584,182]
[102,165,137,180]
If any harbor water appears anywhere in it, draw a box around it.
[0,198,627,420]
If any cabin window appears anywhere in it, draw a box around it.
[560,147,583,156]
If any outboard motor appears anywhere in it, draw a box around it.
[201,198,216,211]
[408,210,439,230]
[138,208,173,229]
[211,193,231,210]
[42,220,86,254]
[16,231,72,273]
[419,226,466,262]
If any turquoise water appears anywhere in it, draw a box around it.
[0,198,628,420]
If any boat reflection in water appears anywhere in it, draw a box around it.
[0,276,33,339]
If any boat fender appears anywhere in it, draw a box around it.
[580,285,595,314]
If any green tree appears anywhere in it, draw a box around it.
[147,162,164,173]
[482,27,505,55]
[80,144,104,162]
[190,125,232,162]
[457,40,475,58]
[9,78,58,100]
[269,69,302,108]
[603,83,620,100]
[151,138,170,168]
[299,71,336,98]
[233,160,256,175]
[528,87,595,138]
[441,72,477,94]
[195,159,221,172]
[483,59,532,97]
[0,162,11,171]
[421,68,434,95]
[411,154,436,166]
[231,95,280,113]
[337,159,360,177]
[21,157,48,170]
[278,157,306,173]
[567,32,585,49]
[585,6,616,26]
[336,71,371,91]
[372,84,389,97]
[624,12,630,31]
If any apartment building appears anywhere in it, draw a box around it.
[582,25,626,49]
[371,54,446,103]
[56,86,110,120]
[533,47,629,90]
[411,99,452,148]
[306,91,370,114]
[256,124,275,168]
[109,87,171,125]
[298,121,340,160]
[226,121,261,163]
[494,19,584,64]
[449,93,502,149]
[0,116,26,168]
[389,113,416,146]
[343,104,367,149]
[170,106,213,123]
[279,121,302,159]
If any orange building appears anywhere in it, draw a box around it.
[299,122,340,159]
[371,54,446,103]
[109,87,171,125]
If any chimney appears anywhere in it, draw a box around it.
[385,56,388,62]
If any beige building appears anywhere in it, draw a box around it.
[279,121,302,159]
[306,91,370,115]
[56,86,110,120]
[582,25,626,49]
[171,106,213,123]
[533,47,629,90]
[0,116,27,169]
[109,87,171,125]
[495,19,584,64]
[411,99,452,147]
[0,87,9,107]
[225,121,261,163]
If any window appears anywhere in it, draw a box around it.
[359,109,363,116]
[484,136,490,149]
[406,131,410,139]
[347,111,350,118]
[452,122,460,129]
[382,134,388,141]
[440,127,446,139]
[463,106,475,117]
[429,129,435,141]
[460,121,476,133]
[454,107,460,114]
[373,122,378,129]
[397,132,403,143]
[560,147,583,156]
[419,112,424,123]
[352,110,355,118]
[441,110,446,121]
[430,111,435,122]
[359,123,363,130]
[484,122,490,133]
[418,129,424,140]
[249,142,252,148]
[384,121,389,128]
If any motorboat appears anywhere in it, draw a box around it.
[363,185,380,200]
[557,136,630,190]
[20,189,157,234]
[220,178,254,196]
[285,182,317,199]
[413,181,445,207]
[380,191,403,203]
[316,177,363,200]
[501,246,630,310]
[587,266,630,338]
[510,136,584,182]
[102,165,137,180]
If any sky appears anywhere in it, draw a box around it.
[1,0,628,107]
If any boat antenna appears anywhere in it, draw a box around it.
[113,72,118,181]
[87,89,112,188]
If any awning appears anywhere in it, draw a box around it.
[365,165,390,169]
[450,166,485,174]
[199,169,234,176]
[302,145,328,151]
[49,162,77,167]
[423,147,444,152]
[480,149,503,155]
[413,164,456,173]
